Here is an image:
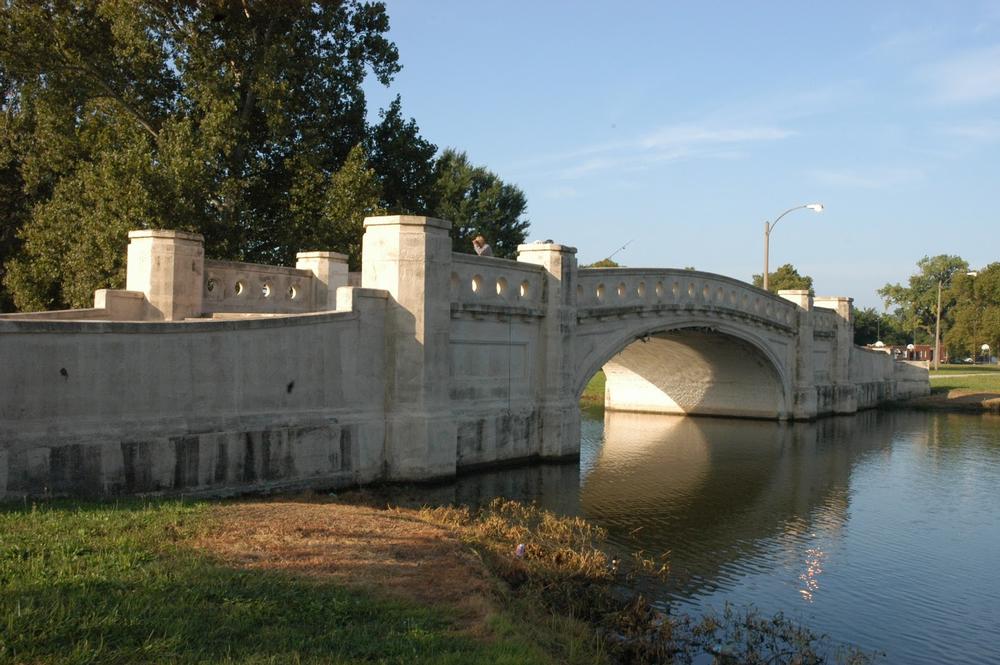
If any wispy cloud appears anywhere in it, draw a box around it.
[542,185,579,200]
[810,167,924,189]
[942,121,1000,141]
[638,125,793,149]
[513,122,793,181]
[922,45,1000,104]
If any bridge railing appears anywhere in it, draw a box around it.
[576,268,799,327]
[202,259,319,316]
[450,253,547,313]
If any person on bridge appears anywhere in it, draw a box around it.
[472,235,493,257]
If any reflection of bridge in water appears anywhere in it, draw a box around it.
[579,410,931,600]
[445,409,932,601]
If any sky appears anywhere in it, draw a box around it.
[363,1,1000,309]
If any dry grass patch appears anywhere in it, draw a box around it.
[195,500,497,634]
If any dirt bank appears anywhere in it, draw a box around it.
[195,499,497,635]
[900,389,1000,413]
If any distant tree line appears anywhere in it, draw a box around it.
[852,254,999,361]
[0,1,528,312]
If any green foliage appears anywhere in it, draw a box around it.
[431,149,529,259]
[878,254,968,346]
[586,258,621,268]
[368,95,438,215]
[943,263,1000,360]
[0,500,556,664]
[752,263,814,294]
[852,306,909,346]
[289,144,384,271]
[0,1,401,309]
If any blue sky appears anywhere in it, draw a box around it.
[364,1,1000,309]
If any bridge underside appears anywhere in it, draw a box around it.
[602,329,788,420]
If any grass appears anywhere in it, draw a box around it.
[580,371,605,405]
[0,495,879,665]
[0,500,566,665]
[928,364,1000,393]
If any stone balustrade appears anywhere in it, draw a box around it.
[577,268,799,329]
[450,253,547,317]
[203,259,318,316]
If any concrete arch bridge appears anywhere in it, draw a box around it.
[0,216,928,498]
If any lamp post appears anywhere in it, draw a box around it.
[763,203,824,291]
[933,280,942,370]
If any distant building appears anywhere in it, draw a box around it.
[866,342,946,363]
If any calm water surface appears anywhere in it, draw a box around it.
[437,409,1000,664]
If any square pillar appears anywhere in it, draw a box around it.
[814,296,857,413]
[517,242,580,457]
[778,289,817,418]
[296,251,349,311]
[126,230,204,320]
[361,215,456,479]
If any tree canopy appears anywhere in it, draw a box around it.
[852,306,909,346]
[586,258,621,268]
[878,254,968,346]
[751,264,814,295]
[431,149,529,259]
[943,263,1000,361]
[0,2,533,312]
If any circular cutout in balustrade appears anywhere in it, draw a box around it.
[471,275,483,294]
[496,276,508,296]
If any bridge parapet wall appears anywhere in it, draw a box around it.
[577,268,798,328]
[202,259,319,315]
[0,289,390,500]
[449,253,547,316]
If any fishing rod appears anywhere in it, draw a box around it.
[604,238,634,262]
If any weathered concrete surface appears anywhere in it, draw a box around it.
[0,216,929,499]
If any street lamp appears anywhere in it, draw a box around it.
[763,204,824,290]
[982,344,990,364]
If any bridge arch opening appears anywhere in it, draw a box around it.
[578,326,790,420]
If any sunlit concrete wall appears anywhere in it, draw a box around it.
[0,289,388,499]
[0,216,929,499]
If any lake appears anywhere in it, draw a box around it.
[436,408,1000,664]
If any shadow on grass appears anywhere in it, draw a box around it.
[0,500,544,665]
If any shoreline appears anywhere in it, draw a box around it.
[895,389,1000,413]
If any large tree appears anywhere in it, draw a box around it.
[751,263,813,294]
[852,306,909,346]
[430,149,529,259]
[878,254,968,345]
[367,95,437,215]
[0,0,400,309]
[944,263,1000,361]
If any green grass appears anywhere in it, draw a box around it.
[929,365,1000,393]
[0,500,560,665]
[580,371,605,404]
